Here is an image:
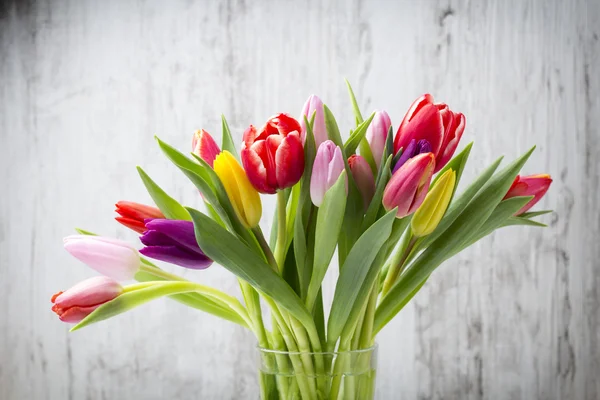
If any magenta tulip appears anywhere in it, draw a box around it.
[51,276,123,323]
[382,152,436,218]
[503,174,553,215]
[299,95,328,147]
[365,110,392,168]
[394,94,465,173]
[63,235,140,281]
[310,140,346,207]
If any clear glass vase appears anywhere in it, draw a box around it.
[256,345,378,400]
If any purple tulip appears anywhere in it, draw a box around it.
[393,139,432,173]
[139,220,213,270]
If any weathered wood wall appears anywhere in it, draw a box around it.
[1,0,598,398]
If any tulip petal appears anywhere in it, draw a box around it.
[63,236,140,280]
[144,219,205,256]
[52,276,123,309]
[366,110,392,168]
[435,112,466,172]
[140,245,212,270]
[276,132,305,189]
[115,217,147,234]
[241,146,273,194]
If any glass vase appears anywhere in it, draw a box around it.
[256,345,378,400]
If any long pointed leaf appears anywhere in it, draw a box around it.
[344,79,364,125]
[327,209,397,347]
[136,167,191,221]
[306,173,347,308]
[187,208,313,326]
[221,115,239,160]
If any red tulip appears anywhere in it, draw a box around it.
[503,174,552,215]
[192,129,221,167]
[241,113,305,194]
[51,276,123,323]
[394,94,465,173]
[382,152,435,218]
[115,201,165,234]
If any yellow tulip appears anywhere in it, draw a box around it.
[411,169,456,237]
[213,151,262,228]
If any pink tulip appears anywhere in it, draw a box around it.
[382,152,436,218]
[63,235,140,281]
[192,129,221,167]
[348,155,375,209]
[394,94,465,173]
[503,174,553,215]
[51,276,123,323]
[365,110,392,168]
[310,140,346,207]
[299,95,328,147]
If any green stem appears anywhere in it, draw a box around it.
[274,190,288,272]
[265,298,316,400]
[252,226,279,272]
[381,235,416,296]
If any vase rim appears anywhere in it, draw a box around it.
[256,343,378,356]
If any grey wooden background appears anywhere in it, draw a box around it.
[1,0,599,399]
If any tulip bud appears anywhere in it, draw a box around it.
[300,95,328,147]
[63,235,140,280]
[411,169,456,237]
[348,154,375,209]
[382,152,435,218]
[365,110,391,168]
[393,139,432,173]
[192,129,221,167]
[394,94,465,173]
[310,140,346,207]
[214,151,262,227]
[115,201,165,234]
[503,174,552,215]
[241,114,305,194]
[51,276,123,323]
[140,219,213,269]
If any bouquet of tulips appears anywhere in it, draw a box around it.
[52,82,552,400]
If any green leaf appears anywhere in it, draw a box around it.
[136,166,191,221]
[75,228,97,236]
[344,112,375,155]
[453,196,534,256]
[384,124,395,165]
[221,115,239,160]
[339,216,408,342]
[134,270,247,327]
[418,156,504,250]
[359,138,377,174]
[501,216,548,228]
[306,172,348,309]
[187,208,313,327]
[327,209,397,347]
[519,210,553,219]
[344,79,364,125]
[72,281,249,331]
[324,104,344,148]
[431,142,473,189]
[361,155,392,231]
[156,136,242,234]
[374,147,536,333]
